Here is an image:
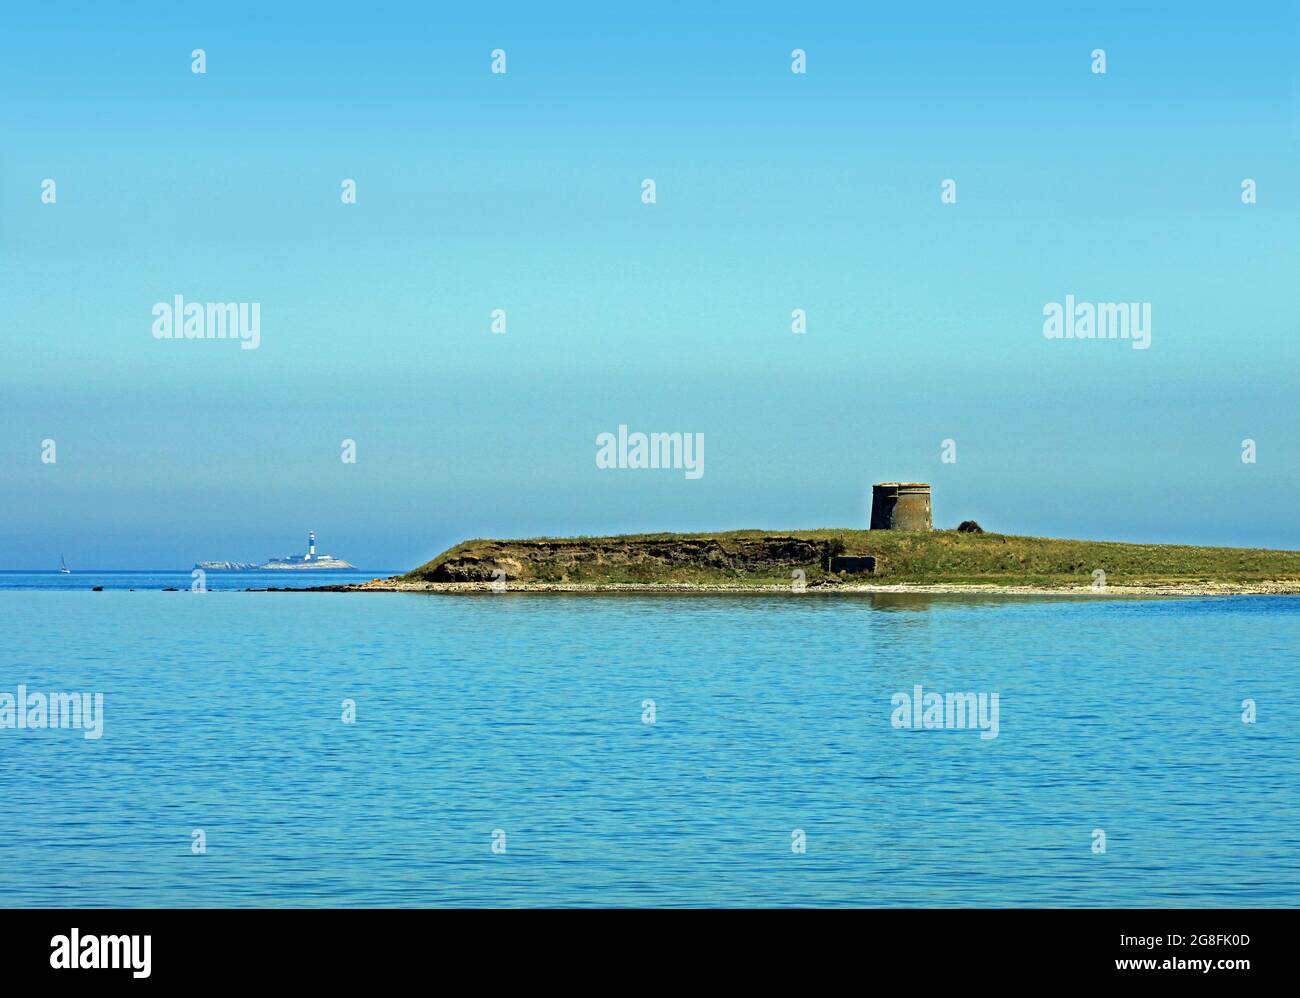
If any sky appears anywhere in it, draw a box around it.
[1,2,1297,569]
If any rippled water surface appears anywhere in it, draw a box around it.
[1,589,1297,906]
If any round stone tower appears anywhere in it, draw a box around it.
[870,482,932,530]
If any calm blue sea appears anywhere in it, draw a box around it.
[1,582,1297,907]
[0,570,387,592]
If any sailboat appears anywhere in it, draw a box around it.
[59,554,71,574]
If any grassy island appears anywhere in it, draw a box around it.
[363,529,1300,594]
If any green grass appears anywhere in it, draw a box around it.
[402,529,1300,587]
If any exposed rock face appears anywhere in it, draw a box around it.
[417,536,842,583]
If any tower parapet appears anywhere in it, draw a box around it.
[870,482,932,530]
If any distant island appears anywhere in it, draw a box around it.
[199,530,356,571]
[288,484,1300,595]
[345,528,1300,595]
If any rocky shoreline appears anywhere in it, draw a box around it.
[257,578,1300,597]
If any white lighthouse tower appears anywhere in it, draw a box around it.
[307,530,316,561]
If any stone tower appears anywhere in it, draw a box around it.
[870,482,932,530]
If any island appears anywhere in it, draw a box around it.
[280,485,1300,596]
[198,530,356,571]
[290,528,1300,596]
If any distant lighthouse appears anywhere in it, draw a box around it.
[308,530,316,560]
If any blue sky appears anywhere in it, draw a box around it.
[2,2,1297,568]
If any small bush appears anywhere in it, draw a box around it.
[957,520,985,534]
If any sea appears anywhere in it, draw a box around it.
[1,571,1297,907]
